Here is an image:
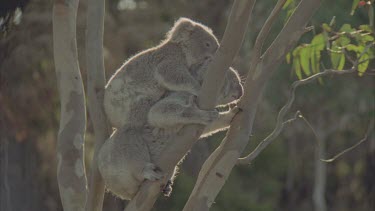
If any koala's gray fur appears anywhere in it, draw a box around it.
[98,106,241,200]
[104,17,220,129]
[98,18,244,200]
[98,70,243,200]
[148,62,243,136]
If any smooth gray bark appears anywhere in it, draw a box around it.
[53,0,87,210]
[85,0,110,211]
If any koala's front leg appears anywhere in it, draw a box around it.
[200,106,241,137]
[148,92,219,129]
[155,61,201,96]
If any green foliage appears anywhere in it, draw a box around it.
[286,23,374,79]
[286,1,374,79]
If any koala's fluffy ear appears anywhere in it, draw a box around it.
[168,18,196,43]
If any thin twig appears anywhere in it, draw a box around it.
[237,67,356,165]
[238,41,374,165]
[320,120,373,162]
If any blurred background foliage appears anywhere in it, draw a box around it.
[0,0,374,211]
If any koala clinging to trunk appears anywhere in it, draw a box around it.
[104,17,220,129]
[99,18,244,200]
[148,60,243,136]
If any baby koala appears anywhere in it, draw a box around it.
[148,62,243,136]
[104,17,220,129]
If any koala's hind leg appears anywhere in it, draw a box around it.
[98,127,166,199]
[148,92,219,129]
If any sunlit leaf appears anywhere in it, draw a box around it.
[336,36,351,46]
[300,46,311,76]
[311,33,325,51]
[311,49,321,74]
[359,24,374,33]
[358,53,369,76]
[345,44,360,52]
[361,34,374,43]
[293,56,302,79]
[338,53,346,70]
[331,42,342,69]
[310,34,325,73]
[340,24,354,33]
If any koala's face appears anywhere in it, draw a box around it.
[189,60,243,106]
[185,26,219,65]
[216,68,243,106]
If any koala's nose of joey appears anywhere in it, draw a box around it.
[204,55,213,61]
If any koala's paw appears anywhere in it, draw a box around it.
[228,102,238,110]
[230,106,242,114]
[161,179,174,197]
[143,163,165,181]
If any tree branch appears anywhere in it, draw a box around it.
[52,0,87,210]
[85,0,110,211]
[199,0,256,109]
[183,1,321,210]
[250,0,287,78]
[124,1,256,210]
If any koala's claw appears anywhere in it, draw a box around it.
[143,163,165,181]
[162,180,173,197]
[228,102,238,109]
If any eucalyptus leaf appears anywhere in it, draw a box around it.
[300,46,311,76]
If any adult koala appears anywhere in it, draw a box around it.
[98,18,243,200]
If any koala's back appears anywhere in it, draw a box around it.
[104,43,188,128]
[104,48,164,128]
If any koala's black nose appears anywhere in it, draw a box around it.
[204,55,213,61]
